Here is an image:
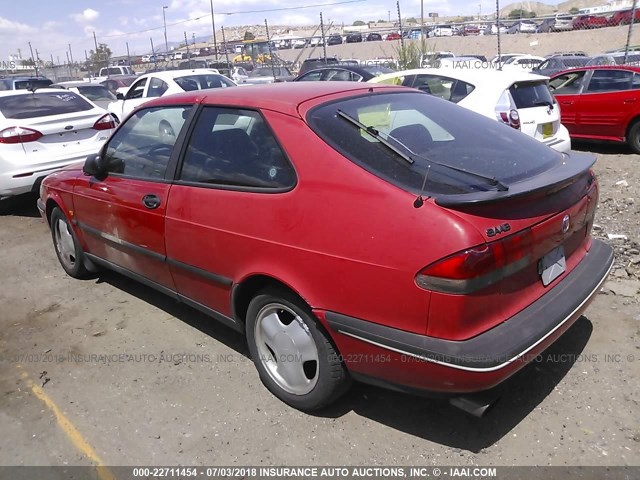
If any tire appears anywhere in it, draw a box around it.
[246,287,350,411]
[50,207,92,279]
[628,121,640,154]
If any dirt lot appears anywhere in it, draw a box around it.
[0,143,638,468]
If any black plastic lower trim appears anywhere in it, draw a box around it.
[326,240,613,371]
[85,253,241,332]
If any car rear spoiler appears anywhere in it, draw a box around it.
[434,151,596,207]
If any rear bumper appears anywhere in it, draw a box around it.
[322,240,613,392]
[543,124,572,153]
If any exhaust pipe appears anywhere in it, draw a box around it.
[449,392,499,418]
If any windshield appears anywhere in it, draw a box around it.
[307,92,561,196]
[174,74,235,91]
[77,85,116,101]
[250,67,291,77]
[509,81,554,108]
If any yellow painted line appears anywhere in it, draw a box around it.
[17,366,116,480]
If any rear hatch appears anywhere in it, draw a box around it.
[425,154,599,339]
[0,90,114,168]
[509,79,562,144]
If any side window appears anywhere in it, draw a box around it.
[125,78,147,99]
[550,71,586,94]
[412,75,474,103]
[103,106,190,180]
[633,73,640,89]
[325,69,352,81]
[147,77,169,98]
[179,107,295,189]
[298,71,324,81]
[586,70,633,93]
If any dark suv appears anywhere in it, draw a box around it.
[0,76,53,91]
[298,57,340,75]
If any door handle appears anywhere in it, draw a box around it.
[561,101,574,106]
[624,98,637,104]
[142,194,161,209]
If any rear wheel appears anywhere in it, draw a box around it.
[50,207,92,279]
[627,121,640,154]
[246,287,350,411]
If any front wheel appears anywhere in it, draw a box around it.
[50,207,92,279]
[627,121,640,154]
[246,287,350,411]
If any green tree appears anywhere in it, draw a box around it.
[406,17,417,23]
[508,8,535,19]
[352,20,366,26]
[88,43,112,71]
[243,31,255,41]
[569,7,580,14]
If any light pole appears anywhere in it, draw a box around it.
[210,0,218,58]
[163,6,169,54]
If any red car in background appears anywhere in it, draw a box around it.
[572,15,608,29]
[38,83,612,414]
[608,8,640,26]
[550,65,640,152]
[385,32,402,40]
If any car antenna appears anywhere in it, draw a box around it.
[414,164,431,208]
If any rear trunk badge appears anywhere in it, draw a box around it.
[64,125,73,130]
[562,214,570,234]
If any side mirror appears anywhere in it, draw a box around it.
[116,92,125,100]
[83,154,107,178]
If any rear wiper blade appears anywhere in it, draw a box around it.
[532,100,554,108]
[336,109,414,165]
[337,109,508,192]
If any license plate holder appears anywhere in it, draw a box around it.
[539,246,566,286]
[542,122,553,138]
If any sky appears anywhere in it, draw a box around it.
[0,0,555,61]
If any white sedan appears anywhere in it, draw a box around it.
[0,89,115,200]
[107,69,236,123]
[369,68,571,152]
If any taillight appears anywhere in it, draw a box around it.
[93,114,116,131]
[0,126,43,144]
[416,228,533,294]
[495,90,521,130]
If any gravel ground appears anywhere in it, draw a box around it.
[0,143,638,468]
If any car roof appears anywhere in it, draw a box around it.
[371,67,548,85]
[51,81,102,87]
[140,82,409,117]
[0,87,67,97]
[138,68,222,80]
[552,65,640,76]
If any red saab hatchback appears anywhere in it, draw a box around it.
[38,83,613,413]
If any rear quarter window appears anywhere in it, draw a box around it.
[0,91,93,119]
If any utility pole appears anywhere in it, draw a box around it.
[210,0,218,59]
[163,6,169,54]
[150,38,155,59]
[420,0,425,46]
[126,42,131,66]
[68,43,74,64]
[28,42,38,76]
[397,1,404,49]
[35,49,41,76]
[66,51,72,78]
[50,53,56,81]
[265,19,277,81]
[184,31,191,67]
[320,12,327,60]
[221,26,230,69]
[93,31,100,73]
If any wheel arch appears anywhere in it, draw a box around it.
[231,274,312,329]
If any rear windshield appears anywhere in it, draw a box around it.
[77,85,116,101]
[561,58,591,67]
[0,91,93,119]
[308,92,561,196]
[174,74,235,91]
[509,81,554,108]
[14,79,53,90]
